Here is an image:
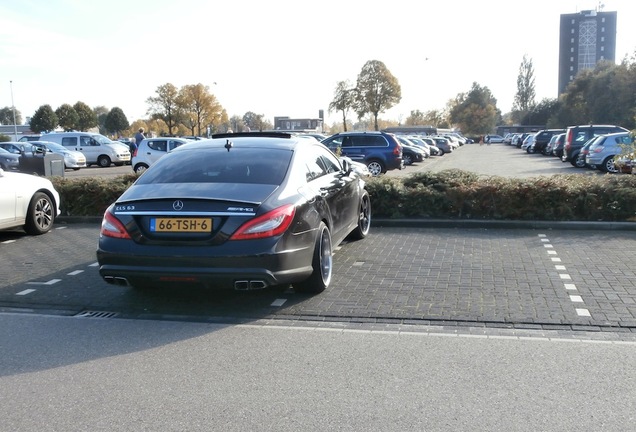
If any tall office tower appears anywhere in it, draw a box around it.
[558,9,617,95]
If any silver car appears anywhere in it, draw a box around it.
[585,132,635,173]
[30,141,87,170]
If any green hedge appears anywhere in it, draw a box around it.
[51,169,636,222]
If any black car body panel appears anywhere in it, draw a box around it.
[96,133,370,291]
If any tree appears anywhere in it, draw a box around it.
[74,101,97,131]
[104,107,130,136]
[146,83,181,135]
[449,82,499,135]
[404,110,426,126]
[242,111,269,131]
[353,60,401,131]
[94,105,110,135]
[30,105,58,133]
[0,107,22,125]
[511,55,536,125]
[55,104,79,131]
[178,83,222,137]
[328,80,355,132]
[521,98,560,127]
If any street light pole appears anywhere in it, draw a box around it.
[10,80,18,141]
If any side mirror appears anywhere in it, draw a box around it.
[340,157,353,175]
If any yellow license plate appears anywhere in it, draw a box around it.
[150,218,212,233]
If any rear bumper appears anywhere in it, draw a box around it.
[96,244,314,289]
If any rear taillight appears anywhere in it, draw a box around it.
[100,208,131,239]
[393,144,402,156]
[230,204,296,240]
[565,130,573,150]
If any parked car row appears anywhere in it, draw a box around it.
[4,132,131,169]
[319,131,465,177]
[503,124,634,174]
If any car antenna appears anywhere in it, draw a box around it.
[225,139,233,152]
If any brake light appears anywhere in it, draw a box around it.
[394,143,402,156]
[100,209,131,239]
[230,204,296,240]
[565,130,573,150]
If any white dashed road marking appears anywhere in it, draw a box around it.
[16,289,36,296]
[539,234,590,317]
[26,279,62,286]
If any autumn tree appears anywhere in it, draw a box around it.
[74,101,97,131]
[30,105,58,133]
[56,104,79,131]
[0,107,22,125]
[178,83,223,137]
[353,60,401,131]
[328,80,355,131]
[511,55,536,124]
[104,107,130,136]
[146,83,181,135]
[404,110,426,126]
[449,82,500,135]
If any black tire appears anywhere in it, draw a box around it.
[601,156,618,173]
[574,155,586,168]
[295,222,332,294]
[98,155,111,167]
[366,160,385,176]
[403,153,413,165]
[134,163,149,174]
[24,192,55,235]
[438,148,445,156]
[348,191,371,240]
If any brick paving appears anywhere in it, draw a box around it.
[1,223,636,333]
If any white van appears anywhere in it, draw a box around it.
[40,132,131,167]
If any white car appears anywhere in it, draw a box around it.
[0,169,61,235]
[30,141,87,170]
[132,137,191,173]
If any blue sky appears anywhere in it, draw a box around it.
[1,0,635,127]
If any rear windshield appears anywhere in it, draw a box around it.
[136,147,292,185]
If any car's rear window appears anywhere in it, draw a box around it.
[136,147,292,185]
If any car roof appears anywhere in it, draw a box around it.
[172,132,314,153]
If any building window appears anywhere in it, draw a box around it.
[570,66,574,71]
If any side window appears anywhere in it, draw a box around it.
[350,135,386,147]
[62,137,77,146]
[317,146,341,174]
[305,157,326,182]
[148,140,167,152]
[80,136,93,147]
[574,131,588,143]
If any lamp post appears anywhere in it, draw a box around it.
[10,80,18,141]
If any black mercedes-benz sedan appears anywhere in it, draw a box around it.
[96,132,371,294]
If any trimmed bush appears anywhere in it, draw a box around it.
[50,169,636,222]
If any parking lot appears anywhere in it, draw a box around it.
[3,142,635,336]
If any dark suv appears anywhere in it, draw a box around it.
[531,129,565,155]
[321,131,403,176]
[562,124,629,166]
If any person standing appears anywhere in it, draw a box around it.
[134,128,145,146]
